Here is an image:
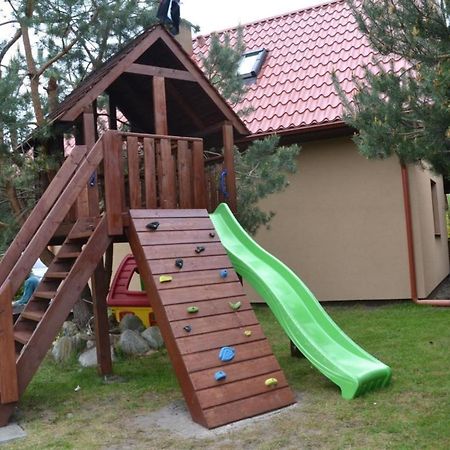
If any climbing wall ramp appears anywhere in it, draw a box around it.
[128,209,296,429]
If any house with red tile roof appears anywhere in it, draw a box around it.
[192,0,449,301]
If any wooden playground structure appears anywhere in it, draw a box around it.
[0,25,295,429]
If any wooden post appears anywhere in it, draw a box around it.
[152,76,168,135]
[222,122,237,213]
[104,131,124,235]
[83,108,100,217]
[91,262,113,376]
[0,281,19,404]
[108,95,118,130]
[192,140,207,209]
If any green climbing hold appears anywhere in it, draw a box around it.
[229,301,242,311]
[159,275,173,283]
[187,306,199,314]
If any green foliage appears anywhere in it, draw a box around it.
[201,28,247,107]
[335,0,450,176]
[235,136,300,235]
[201,29,301,234]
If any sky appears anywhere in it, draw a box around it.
[182,0,329,35]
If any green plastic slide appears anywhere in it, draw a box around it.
[210,203,392,399]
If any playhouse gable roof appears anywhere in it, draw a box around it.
[49,25,248,136]
[192,0,405,137]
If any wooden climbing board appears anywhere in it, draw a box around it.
[128,209,296,429]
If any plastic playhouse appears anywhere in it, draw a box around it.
[107,254,156,327]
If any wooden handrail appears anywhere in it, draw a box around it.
[0,145,89,287]
[0,281,18,404]
[0,134,105,295]
[117,131,203,142]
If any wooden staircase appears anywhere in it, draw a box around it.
[128,209,296,428]
[0,216,112,424]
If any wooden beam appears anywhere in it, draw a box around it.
[0,281,19,404]
[104,131,125,236]
[91,261,113,376]
[83,108,100,217]
[223,122,237,213]
[192,140,207,209]
[126,63,195,82]
[108,95,118,130]
[152,76,168,135]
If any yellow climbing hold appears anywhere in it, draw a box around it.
[244,330,252,337]
[159,275,173,283]
[265,377,278,387]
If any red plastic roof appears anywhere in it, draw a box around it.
[192,0,405,135]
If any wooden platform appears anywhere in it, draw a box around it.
[128,209,296,429]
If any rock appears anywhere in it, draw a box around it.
[78,346,116,367]
[119,329,150,355]
[52,336,76,363]
[141,326,164,350]
[62,321,79,337]
[119,314,145,333]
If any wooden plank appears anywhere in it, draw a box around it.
[104,131,124,235]
[143,138,157,208]
[171,310,258,338]
[203,387,295,429]
[126,63,195,81]
[223,122,237,213]
[154,270,239,291]
[191,355,282,391]
[192,140,207,209]
[152,76,168,135]
[183,340,274,373]
[177,324,265,354]
[143,242,226,260]
[165,295,249,321]
[129,209,208,219]
[137,230,220,246]
[159,138,176,208]
[197,370,288,409]
[177,140,193,208]
[149,255,233,275]
[0,281,19,404]
[127,136,142,209]
[132,217,213,232]
[158,282,244,306]
[0,145,89,286]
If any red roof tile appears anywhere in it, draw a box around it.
[192,0,407,135]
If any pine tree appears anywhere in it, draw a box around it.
[201,30,300,234]
[334,0,450,176]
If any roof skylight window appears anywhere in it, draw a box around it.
[237,49,267,79]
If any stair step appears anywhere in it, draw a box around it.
[68,230,93,241]
[14,330,33,345]
[45,271,69,279]
[56,252,81,260]
[21,310,45,322]
[34,291,57,300]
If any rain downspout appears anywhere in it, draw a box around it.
[400,163,450,306]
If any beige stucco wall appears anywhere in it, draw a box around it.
[111,137,448,302]
[246,137,412,301]
[408,165,449,297]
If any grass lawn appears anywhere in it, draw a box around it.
[4,302,450,449]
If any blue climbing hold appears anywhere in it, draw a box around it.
[214,370,227,381]
[219,346,235,362]
[220,269,228,279]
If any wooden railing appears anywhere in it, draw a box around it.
[103,131,209,235]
